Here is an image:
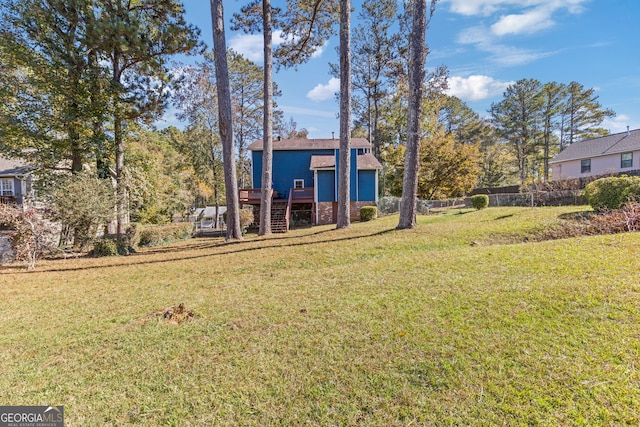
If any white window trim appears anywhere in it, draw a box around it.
[0,178,14,196]
[294,179,304,189]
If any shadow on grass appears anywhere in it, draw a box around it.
[1,227,397,274]
[494,214,514,220]
[558,210,595,221]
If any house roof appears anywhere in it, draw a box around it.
[0,156,30,177]
[551,128,640,163]
[309,153,383,170]
[248,137,372,151]
[309,155,335,169]
[198,206,227,218]
[357,153,383,170]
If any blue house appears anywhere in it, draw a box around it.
[241,137,382,231]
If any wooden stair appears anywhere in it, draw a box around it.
[271,201,289,233]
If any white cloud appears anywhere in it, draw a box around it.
[602,114,640,134]
[447,0,588,37]
[445,0,588,17]
[446,75,514,101]
[306,78,340,102]
[229,31,327,63]
[310,42,327,59]
[457,26,558,66]
[228,30,288,63]
[280,105,337,118]
[490,8,555,36]
[156,106,183,129]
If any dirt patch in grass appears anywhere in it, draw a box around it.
[140,303,195,325]
[482,205,640,245]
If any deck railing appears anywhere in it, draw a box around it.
[289,187,314,203]
[239,188,263,204]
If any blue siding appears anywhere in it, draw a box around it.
[350,149,358,201]
[317,170,335,202]
[335,148,360,201]
[252,149,333,198]
[251,146,378,206]
[357,170,377,201]
[251,151,262,189]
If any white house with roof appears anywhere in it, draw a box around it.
[0,156,32,205]
[551,128,640,180]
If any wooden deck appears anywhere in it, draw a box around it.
[239,187,313,205]
[239,188,315,232]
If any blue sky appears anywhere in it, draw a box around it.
[165,0,640,139]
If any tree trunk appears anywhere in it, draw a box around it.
[397,0,428,230]
[114,105,127,238]
[259,0,274,235]
[336,0,351,229]
[211,0,242,240]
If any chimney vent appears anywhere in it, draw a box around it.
[277,135,281,141]
[331,132,335,140]
[627,126,630,136]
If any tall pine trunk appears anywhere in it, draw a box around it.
[336,0,351,229]
[397,0,429,230]
[211,0,242,240]
[259,0,274,235]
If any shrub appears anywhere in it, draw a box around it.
[91,239,119,257]
[0,205,56,269]
[138,223,193,247]
[471,194,489,210]
[584,176,640,211]
[223,209,255,233]
[360,206,378,221]
[45,173,115,249]
[239,209,255,230]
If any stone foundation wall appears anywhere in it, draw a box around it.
[351,202,377,222]
[316,201,377,225]
[316,202,335,225]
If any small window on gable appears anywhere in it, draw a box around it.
[294,179,304,189]
[581,159,591,174]
[0,178,14,196]
[621,152,633,168]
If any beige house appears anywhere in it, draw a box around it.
[551,128,640,180]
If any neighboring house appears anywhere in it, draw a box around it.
[194,206,227,228]
[551,128,640,180]
[241,137,382,231]
[0,156,32,205]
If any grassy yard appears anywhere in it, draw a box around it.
[1,206,639,426]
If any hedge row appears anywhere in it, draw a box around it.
[138,222,194,247]
[584,176,640,211]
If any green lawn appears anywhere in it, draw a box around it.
[1,206,639,426]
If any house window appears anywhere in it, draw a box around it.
[294,179,304,189]
[581,159,591,174]
[0,178,14,196]
[621,152,633,168]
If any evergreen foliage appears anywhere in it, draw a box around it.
[471,194,489,210]
[584,176,640,211]
[359,206,378,221]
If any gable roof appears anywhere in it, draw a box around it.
[248,137,372,151]
[357,153,383,170]
[0,156,30,177]
[551,128,640,164]
[309,155,335,169]
[309,153,383,170]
